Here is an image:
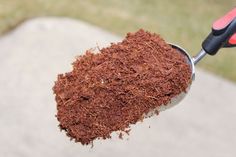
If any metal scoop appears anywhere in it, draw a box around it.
[155,7,236,113]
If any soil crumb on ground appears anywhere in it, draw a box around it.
[53,29,192,145]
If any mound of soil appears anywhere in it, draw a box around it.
[53,29,192,145]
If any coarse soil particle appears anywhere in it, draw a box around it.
[53,29,192,145]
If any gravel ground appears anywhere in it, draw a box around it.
[0,17,236,157]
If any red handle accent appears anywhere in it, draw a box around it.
[213,7,236,45]
[229,33,236,45]
[213,7,236,30]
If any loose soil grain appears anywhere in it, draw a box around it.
[53,29,192,145]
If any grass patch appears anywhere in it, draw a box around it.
[0,0,236,81]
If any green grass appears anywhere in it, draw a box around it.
[0,0,236,81]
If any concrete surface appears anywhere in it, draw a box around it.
[0,17,236,157]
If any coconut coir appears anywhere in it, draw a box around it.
[53,29,192,145]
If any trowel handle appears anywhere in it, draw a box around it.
[202,7,236,55]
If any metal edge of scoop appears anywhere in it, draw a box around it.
[144,43,195,117]
[157,43,195,112]
[169,43,195,80]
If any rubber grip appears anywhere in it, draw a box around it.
[212,7,236,46]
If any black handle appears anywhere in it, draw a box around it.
[202,7,236,55]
